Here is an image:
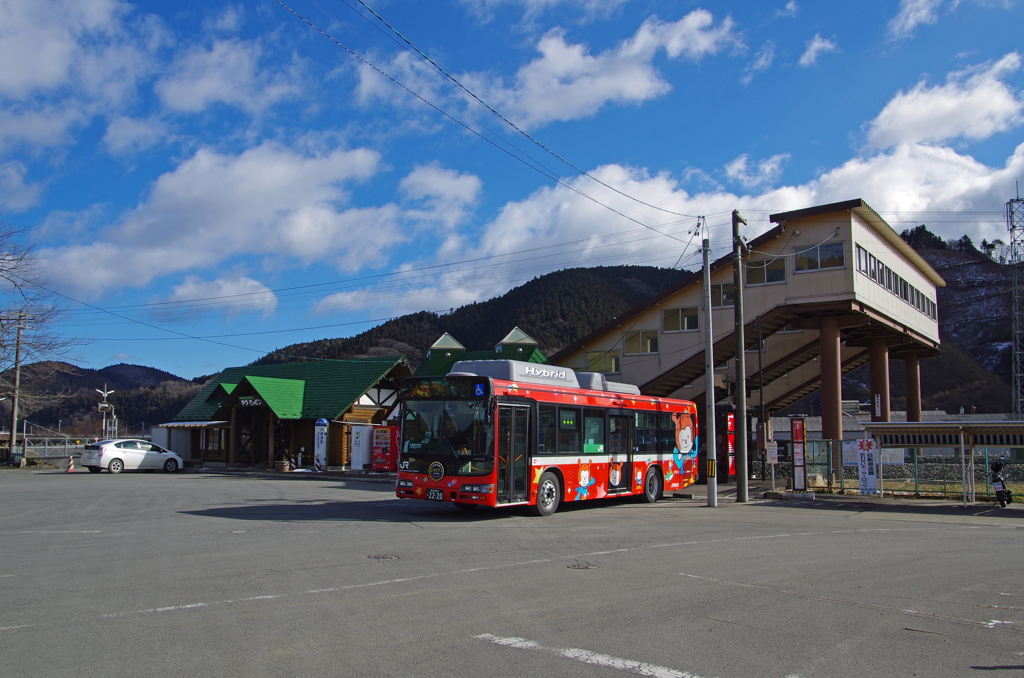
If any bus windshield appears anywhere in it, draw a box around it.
[401,400,493,477]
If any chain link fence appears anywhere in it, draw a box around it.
[761,440,1024,500]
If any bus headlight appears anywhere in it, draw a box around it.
[396,479,414,488]
[461,484,495,493]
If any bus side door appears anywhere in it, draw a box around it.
[607,413,632,494]
[497,405,529,503]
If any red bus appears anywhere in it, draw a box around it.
[395,360,699,515]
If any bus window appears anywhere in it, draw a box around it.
[558,407,581,454]
[635,412,658,452]
[584,409,605,453]
[657,413,675,453]
[538,405,556,455]
[608,416,629,454]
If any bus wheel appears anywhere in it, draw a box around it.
[641,467,662,503]
[453,502,478,511]
[534,472,561,516]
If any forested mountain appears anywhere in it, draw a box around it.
[253,266,689,368]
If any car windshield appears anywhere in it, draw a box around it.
[401,400,493,476]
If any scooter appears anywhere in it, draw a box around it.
[991,462,1013,508]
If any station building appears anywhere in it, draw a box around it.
[549,199,945,442]
[160,357,410,468]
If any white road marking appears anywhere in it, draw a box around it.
[475,633,708,678]
[17,530,101,534]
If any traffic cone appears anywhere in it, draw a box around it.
[66,455,75,473]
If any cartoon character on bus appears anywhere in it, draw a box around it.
[609,460,624,488]
[574,459,596,500]
[671,411,697,479]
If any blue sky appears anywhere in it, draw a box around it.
[2,0,1022,379]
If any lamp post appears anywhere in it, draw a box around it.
[96,385,115,439]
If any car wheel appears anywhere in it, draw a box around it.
[533,471,561,516]
[87,466,101,474]
[108,458,124,474]
[163,458,179,473]
[641,466,662,503]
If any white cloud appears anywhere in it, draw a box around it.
[774,1,798,19]
[35,144,486,300]
[865,52,1023,149]
[102,116,166,155]
[724,153,791,189]
[0,162,43,211]
[741,42,775,85]
[889,0,943,38]
[158,275,277,320]
[37,142,390,297]
[0,0,159,152]
[400,164,482,230]
[460,0,629,21]
[324,137,1024,316]
[155,39,297,114]
[460,10,741,129]
[798,34,838,67]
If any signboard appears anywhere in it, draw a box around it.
[857,438,879,495]
[766,440,778,464]
[881,448,905,465]
[842,440,860,466]
[313,418,328,472]
[238,397,263,407]
[791,417,806,491]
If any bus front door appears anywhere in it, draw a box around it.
[607,414,632,494]
[497,406,529,503]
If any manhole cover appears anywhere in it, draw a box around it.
[368,554,400,560]
[567,560,599,569]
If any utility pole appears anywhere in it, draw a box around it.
[7,311,24,464]
[732,210,749,503]
[1008,184,1024,419]
[702,236,718,507]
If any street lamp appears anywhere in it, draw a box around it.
[96,386,115,439]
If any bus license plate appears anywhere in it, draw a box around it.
[427,488,444,501]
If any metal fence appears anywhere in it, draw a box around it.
[764,439,1024,500]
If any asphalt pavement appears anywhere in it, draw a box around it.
[1,468,1021,678]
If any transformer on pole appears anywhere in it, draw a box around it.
[1009,192,1024,420]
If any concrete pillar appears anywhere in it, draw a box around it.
[819,317,842,441]
[869,338,891,422]
[905,355,922,422]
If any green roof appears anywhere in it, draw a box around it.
[174,357,409,422]
[242,376,305,419]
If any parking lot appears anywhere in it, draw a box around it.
[1,469,1021,678]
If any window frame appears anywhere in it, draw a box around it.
[662,306,699,333]
[624,330,659,355]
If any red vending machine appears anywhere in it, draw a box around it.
[371,425,400,472]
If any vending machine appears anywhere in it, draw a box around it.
[371,425,400,472]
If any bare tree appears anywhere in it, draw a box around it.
[0,220,80,461]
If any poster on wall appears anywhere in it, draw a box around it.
[314,418,328,472]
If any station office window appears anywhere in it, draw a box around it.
[663,307,698,332]
[711,282,735,308]
[586,351,620,374]
[624,330,659,355]
[795,241,845,272]
[746,257,786,285]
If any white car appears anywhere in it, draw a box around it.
[81,439,183,474]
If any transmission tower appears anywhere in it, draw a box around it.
[1009,192,1024,419]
